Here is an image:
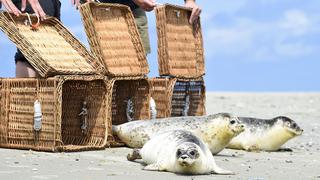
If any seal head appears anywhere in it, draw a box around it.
[227,116,303,151]
[176,142,200,167]
[277,116,303,135]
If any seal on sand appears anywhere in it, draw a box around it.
[113,113,245,154]
[227,116,303,151]
[127,130,234,175]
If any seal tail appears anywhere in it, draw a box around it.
[112,125,119,134]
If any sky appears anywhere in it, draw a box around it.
[0,0,319,92]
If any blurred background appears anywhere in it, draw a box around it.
[0,0,319,91]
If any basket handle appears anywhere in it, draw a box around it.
[26,13,40,30]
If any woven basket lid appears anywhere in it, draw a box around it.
[156,4,205,78]
[79,2,149,77]
[0,12,106,77]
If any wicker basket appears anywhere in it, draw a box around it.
[149,77,206,118]
[107,77,150,146]
[0,75,109,152]
[0,12,105,77]
[156,4,205,78]
[79,2,149,77]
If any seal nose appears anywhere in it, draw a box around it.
[181,155,188,160]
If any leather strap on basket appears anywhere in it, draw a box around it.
[33,79,41,146]
[182,82,191,116]
[26,13,40,30]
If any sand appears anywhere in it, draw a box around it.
[0,92,319,180]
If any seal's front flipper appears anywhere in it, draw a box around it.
[127,148,141,161]
[212,166,235,175]
[143,163,161,171]
[278,147,293,152]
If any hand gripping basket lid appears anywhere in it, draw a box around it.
[156,4,205,78]
[0,12,106,77]
[79,2,149,77]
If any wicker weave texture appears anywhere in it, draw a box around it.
[111,78,150,125]
[149,78,176,118]
[79,3,149,77]
[107,77,150,146]
[0,12,105,77]
[0,75,109,152]
[156,4,205,78]
[0,79,3,145]
[149,77,206,118]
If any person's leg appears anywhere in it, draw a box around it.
[14,48,40,77]
[132,8,151,54]
[15,61,40,77]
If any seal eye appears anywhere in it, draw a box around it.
[292,123,297,128]
[285,121,291,127]
[189,150,195,156]
[177,150,182,157]
[230,120,236,125]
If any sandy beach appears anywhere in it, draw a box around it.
[0,92,319,180]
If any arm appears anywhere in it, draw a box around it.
[0,0,46,20]
[71,0,93,9]
[132,0,156,12]
[184,0,201,24]
[71,0,156,12]
[0,0,21,16]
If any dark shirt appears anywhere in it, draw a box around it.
[99,0,138,9]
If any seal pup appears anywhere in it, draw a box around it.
[227,116,303,151]
[113,113,245,154]
[127,130,234,175]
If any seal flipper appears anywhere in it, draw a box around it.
[127,149,141,161]
[211,166,235,175]
[143,163,166,171]
[278,147,293,152]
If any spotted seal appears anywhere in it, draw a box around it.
[113,113,245,154]
[127,130,234,175]
[227,116,303,151]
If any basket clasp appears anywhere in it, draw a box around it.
[34,100,42,131]
[79,101,88,134]
[174,10,181,18]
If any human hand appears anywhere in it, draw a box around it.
[184,0,201,25]
[132,0,156,12]
[0,0,21,16]
[22,0,46,20]
[71,0,94,9]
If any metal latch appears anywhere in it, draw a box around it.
[34,100,42,131]
[126,98,134,122]
[174,10,181,18]
[79,101,88,134]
